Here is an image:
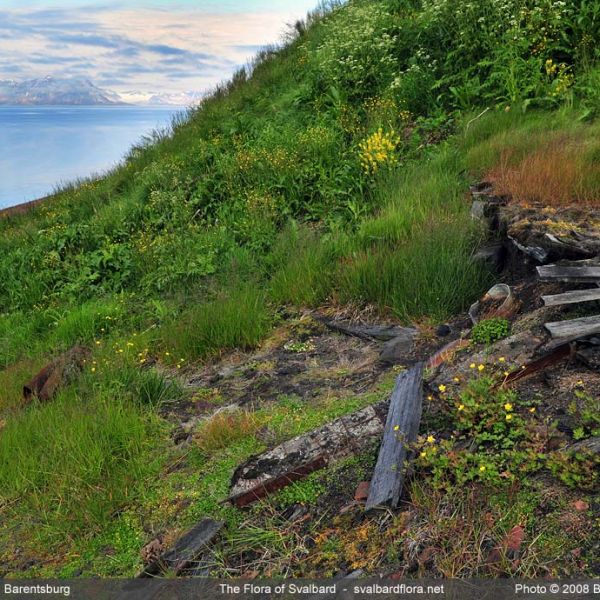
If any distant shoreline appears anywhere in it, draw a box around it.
[0,194,52,219]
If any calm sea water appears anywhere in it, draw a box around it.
[0,105,184,209]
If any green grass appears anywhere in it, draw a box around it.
[0,390,165,543]
[160,286,272,361]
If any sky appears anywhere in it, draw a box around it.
[0,1,320,95]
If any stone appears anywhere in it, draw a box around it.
[354,481,370,502]
[379,331,416,364]
[436,324,452,337]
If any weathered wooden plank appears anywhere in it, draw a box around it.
[228,402,388,507]
[544,315,600,340]
[315,315,417,342]
[365,363,424,510]
[568,436,600,456]
[138,518,223,577]
[537,265,600,282]
[542,288,600,307]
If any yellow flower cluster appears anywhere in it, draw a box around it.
[338,105,361,135]
[545,59,574,97]
[358,127,399,175]
[364,96,397,114]
[236,146,296,173]
[246,190,278,215]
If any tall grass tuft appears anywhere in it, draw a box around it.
[161,287,271,361]
[268,224,338,307]
[338,221,491,322]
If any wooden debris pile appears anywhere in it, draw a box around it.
[228,401,389,507]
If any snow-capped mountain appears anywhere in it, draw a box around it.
[118,90,204,106]
[0,76,125,105]
[0,77,203,106]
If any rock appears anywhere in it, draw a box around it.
[573,500,589,512]
[471,201,487,221]
[430,331,544,389]
[436,324,452,338]
[474,243,506,272]
[354,481,370,502]
[379,331,416,364]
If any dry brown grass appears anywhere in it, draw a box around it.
[194,409,262,455]
[488,135,600,207]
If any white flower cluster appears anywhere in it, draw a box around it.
[313,2,400,94]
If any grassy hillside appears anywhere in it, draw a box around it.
[1,0,599,577]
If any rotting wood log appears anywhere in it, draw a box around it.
[314,315,417,342]
[228,402,388,507]
[138,518,223,577]
[537,265,600,283]
[23,345,90,402]
[542,288,600,307]
[365,363,424,510]
[544,315,600,340]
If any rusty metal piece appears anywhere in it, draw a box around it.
[426,338,470,371]
[499,344,571,387]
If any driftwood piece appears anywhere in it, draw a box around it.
[537,265,600,283]
[138,518,223,577]
[315,316,417,342]
[544,315,600,340]
[23,345,90,402]
[365,363,424,510]
[542,288,600,307]
[228,402,388,507]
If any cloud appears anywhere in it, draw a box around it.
[0,2,319,94]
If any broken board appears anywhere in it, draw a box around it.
[315,315,417,342]
[365,363,424,510]
[542,288,600,307]
[544,315,600,340]
[138,518,223,577]
[228,402,388,507]
[537,265,600,283]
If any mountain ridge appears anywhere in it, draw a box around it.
[0,76,200,106]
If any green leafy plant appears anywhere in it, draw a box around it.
[471,318,510,345]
